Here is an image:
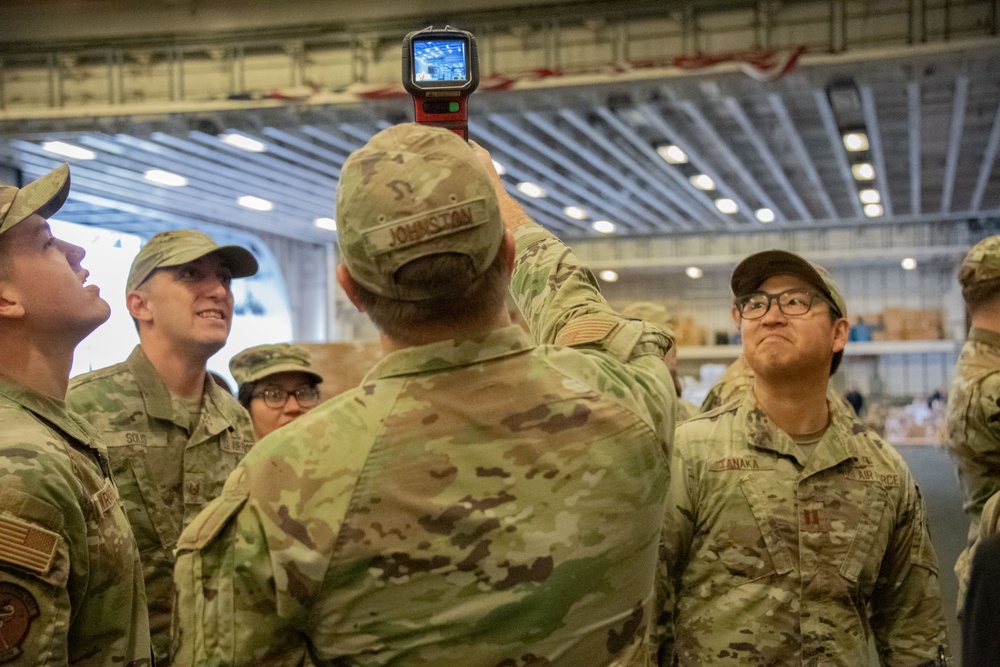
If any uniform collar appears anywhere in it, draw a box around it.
[0,375,99,447]
[969,327,1000,349]
[364,325,535,381]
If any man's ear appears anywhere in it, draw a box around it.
[336,264,366,313]
[0,282,26,320]
[126,290,153,324]
[832,317,851,353]
[500,231,515,279]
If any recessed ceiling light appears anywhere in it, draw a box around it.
[690,174,716,191]
[592,220,616,234]
[686,266,704,279]
[598,270,619,282]
[221,133,267,152]
[491,159,506,176]
[563,206,587,220]
[901,257,917,270]
[656,144,688,164]
[144,169,188,187]
[42,141,95,160]
[715,198,738,214]
[843,132,869,152]
[516,182,546,198]
[851,162,875,180]
[859,188,881,204]
[314,217,337,231]
[755,207,775,223]
[863,203,884,218]
[237,195,273,211]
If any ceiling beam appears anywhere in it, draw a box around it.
[859,84,893,217]
[907,79,922,215]
[812,89,864,219]
[767,94,838,220]
[941,74,969,213]
[970,100,1000,210]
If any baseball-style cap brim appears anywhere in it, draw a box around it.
[239,362,323,387]
[127,243,258,293]
[0,164,71,235]
[731,249,846,318]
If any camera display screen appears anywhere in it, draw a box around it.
[413,39,468,82]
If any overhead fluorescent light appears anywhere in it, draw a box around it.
[42,141,95,160]
[598,270,619,282]
[901,257,917,270]
[314,217,337,231]
[863,203,884,218]
[851,162,875,180]
[221,133,267,153]
[755,207,775,223]
[516,182,546,198]
[842,132,869,152]
[563,206,587,220]
[144,169,188,187]
[715,198,738,214]
[859,188,881,204]
[591,220,616,234]
[237,195,273,211]
[656,144,688,164]
[690,174,715,190]
[685,266,704,279]
[491,159,506,176]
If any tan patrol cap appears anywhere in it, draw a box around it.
[229,343,323,389]
[0,164,71,236]
[959,235,1000,288]
[730,249,847,318]
[336,123,504,301]
[621,301,676,337]
[126,229,259,293]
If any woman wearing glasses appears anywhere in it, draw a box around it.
[230,343,324,440]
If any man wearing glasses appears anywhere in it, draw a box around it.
[229,342,324,440]
[67,229,258,665]
[657,250,950,666]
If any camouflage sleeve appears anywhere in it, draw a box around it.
[656,437,698,665]
[979,490,1000,541]
[975,373,1000,449]
[869,467,951,666]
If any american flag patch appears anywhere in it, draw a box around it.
[0,514,58,575]
[555,317,616,346]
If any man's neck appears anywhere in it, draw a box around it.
[0,332,75,400]
[139,340,210,401]
[970,307,1000,335]
[379,310,512,355]
[752,375,831,436]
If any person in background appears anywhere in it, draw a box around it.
[230,342,324,440]
[658,250,950,666]
[0,165,151,663]
[621,300,698,420]
[699,353,754,412]
[172,123,676,666]
[946,234,1000,618]
[67,229,258,665]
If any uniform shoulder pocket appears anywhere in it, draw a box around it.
[176,468,250,552]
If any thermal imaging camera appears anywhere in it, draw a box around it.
[402,26,479,140]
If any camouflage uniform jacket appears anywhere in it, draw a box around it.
[659,391,949,666]
[0,376,151,665]
[66,345,254,664]
[945,327,1000,612]
[173,221,677,666]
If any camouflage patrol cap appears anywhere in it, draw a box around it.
[229,343,323,389]
[621,301,676,337]
[0,164,70,236]
[731,249,847,318]
[959,235,1000,287]
[126,229,259,293]
[336,123,503,301]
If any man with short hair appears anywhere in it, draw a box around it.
[0,165,151,663]
[173,123,676,666]
[67,228,258,664]
[946,234,1000,616]
[658,250,950,666]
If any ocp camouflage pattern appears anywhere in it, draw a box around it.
[173,217,677,666]
[67,345,254,664]
[0,376,151,665]
[659,391,949,666]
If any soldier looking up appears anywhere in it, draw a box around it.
[0,165,151,664]
[172,123,677,666]
[658,250,950,666]
[67,229,258,665]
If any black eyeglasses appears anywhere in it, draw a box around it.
[252,386,321,409]
[736,289,836,320]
